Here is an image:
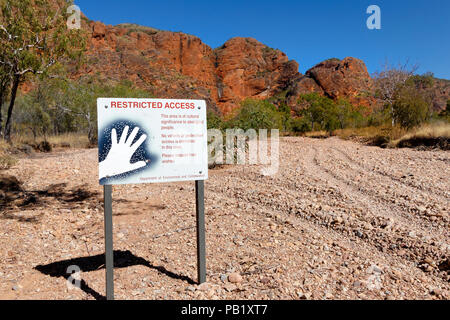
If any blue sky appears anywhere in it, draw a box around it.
[75,0,450,79]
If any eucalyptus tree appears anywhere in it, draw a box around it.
[0,0,85,141]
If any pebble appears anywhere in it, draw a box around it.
[369,265,383,274]
[260,277,271,285]
[186,286,196,292]
[355,230,364,238]
[224,284,237,292]
[197,282,211,292]
[228,273,243,284]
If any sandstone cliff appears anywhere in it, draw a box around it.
[286,57,376,109]
[67,19,447,115]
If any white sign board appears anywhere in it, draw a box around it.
[97,98,208,185]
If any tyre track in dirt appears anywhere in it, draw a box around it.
[328,139,450,199]
[207,157,447,282]
[325,146,449,231]
[311,145,448,234]
[309,146,449,270]
[205,139,449,284]
[330,145,450,201]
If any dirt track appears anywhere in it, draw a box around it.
[0,137,448,300]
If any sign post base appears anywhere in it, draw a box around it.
[195,180,206,284]
[104,184,114,300]
[101,181,206,299]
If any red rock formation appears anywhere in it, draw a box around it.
[285,57,376,109]
[76,24,301,114]
[69,21,383,114]
[430,78,450,111]
[74,22,221,112]
[214,37,300,113]
[306,57,373,99]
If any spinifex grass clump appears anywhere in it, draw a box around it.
[390,122,450,150]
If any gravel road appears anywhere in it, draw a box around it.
[0,137,448,300]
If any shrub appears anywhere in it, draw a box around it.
[0,154,17,170]
[36,141,52,153]
[230,99,283,130]
[12,76,152,145]
[0,142,17,170]
[207,110,224,130]
[289,117,311,133]
[392,84,430,129]
[439,100,450,119]
[277,103,293,131]
[298,93,340,133]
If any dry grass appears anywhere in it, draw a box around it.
[0,140,17,170]
[332,123,450,149]
[335,126,408,141]
[332,126,409,147]
[304,130,329,139]
[1,132,91,170]
[0,140,8,154]
[13,133,91,149]
[307,123,450,150]
[46,133,91,149]
[390,122,450,149]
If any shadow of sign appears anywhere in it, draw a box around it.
[1,181,100,223]
[35,250,195,300]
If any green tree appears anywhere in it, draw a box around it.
[13,76,152,144]
[207,110,224,130]
[438,99,450,119]
[0,65,11,137]
[335,98,367,129]
[297,93,326,130]
[0,0,85,141]
[298,93,340,133]
[372,60,419,125]
[392,84,430,129]
[277,103,293,131]
[231,99,283,130]
[289,117,311,133]
[298,93,367,134]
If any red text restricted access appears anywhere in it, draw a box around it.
[110,101,197,110]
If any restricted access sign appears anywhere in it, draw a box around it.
[97,98,208,185]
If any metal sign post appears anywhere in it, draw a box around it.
[103,185,114,300]
[195,180,206,284]
[102,181,206,300]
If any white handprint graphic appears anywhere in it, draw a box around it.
[99,125,148,179]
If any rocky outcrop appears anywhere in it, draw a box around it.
[213,37,300,113]
[68,20,447,115]
[74,21,221,112]
[430,78,450,111]
[76,22,301,114]
[285,57,375,108]
[92,21,106,39]
[306,57,374,99]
